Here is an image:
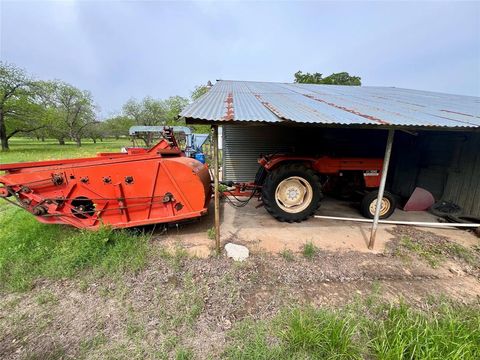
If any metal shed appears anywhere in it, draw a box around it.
[180,80,480,250]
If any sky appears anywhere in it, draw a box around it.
[1,0,479,117]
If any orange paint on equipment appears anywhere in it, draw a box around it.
[0,128,212,229]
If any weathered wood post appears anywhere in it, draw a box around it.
[212,125,221,254]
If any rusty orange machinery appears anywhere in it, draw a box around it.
[0,134,211,229]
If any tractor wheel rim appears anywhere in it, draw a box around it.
[275,176,313,214]
[369,197,391,217]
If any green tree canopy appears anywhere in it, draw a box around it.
[121,96,190,146]
[294,71,361,86]
[38,80,97,146]
[191,85,209,101]
[0,62,45,150]
[102,115,135,139]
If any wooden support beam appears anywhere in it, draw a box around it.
[369,129,395,250]
[212,125,221,254]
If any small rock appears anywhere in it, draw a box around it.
[225,243,249,261]
[449,267,463,276]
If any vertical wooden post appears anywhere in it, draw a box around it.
[368,129,395,250]
[212,125,221,254]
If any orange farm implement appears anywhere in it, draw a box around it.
[0,128,211,229]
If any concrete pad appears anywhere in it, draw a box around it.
[159,196,478,255]
[220,197,394,253]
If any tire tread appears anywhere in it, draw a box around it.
[262,163,322,222]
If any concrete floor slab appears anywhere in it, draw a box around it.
[160,197,478,257]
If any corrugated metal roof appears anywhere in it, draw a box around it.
[181,80,480,129]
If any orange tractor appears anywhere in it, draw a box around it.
[223,154,396,222]
[0,128,395,229]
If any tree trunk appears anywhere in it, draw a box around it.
[92,138,97,144]
[41,136,45,142]
[100,138,103,142]
[58,138,65,145]
[115,135,119,140]
[75,137,82,147]
[0,112,9,151]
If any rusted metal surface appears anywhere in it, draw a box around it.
[303,94,389,125]
[254,94,286,119]
[222,92,234,120]
[181,80,480,129]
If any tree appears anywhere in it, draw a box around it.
[189,84,212,134]
[123,97,166,127]
[294,71,361,86]
[122,96,189,146]
[39,80,97,146]
[294,71,324,84]
[164,96,190,125]
[0,62,45,150]
[84,122,108,143]
[103,116,135,139]
[191,85,209,101]
[322,72,361,86]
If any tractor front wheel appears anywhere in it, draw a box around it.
[262,163,322,222]
[360,190,396,219]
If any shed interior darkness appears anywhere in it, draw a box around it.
[221,124,480,216]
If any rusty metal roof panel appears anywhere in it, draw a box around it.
[180,80,480,128]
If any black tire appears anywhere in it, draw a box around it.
[262,163,322,223]
[360,190,396,219]
[429,201,462,217]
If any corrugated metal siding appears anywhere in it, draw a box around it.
[182,80,480,129]
[222,125,294,182]
[222,125,391,182]
[442,133,480,216]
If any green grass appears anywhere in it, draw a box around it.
[36,290,59,306]
[207,226,216,240]
[0,138,149,292]
[280,248,294,261]
[399,236,443,267]
[397,235,477,268]
[302,241,317,259]
[175,347,194,360]
[0,207,149,291]
[280,307,360,359]
[369,303,480,359]
[1,137,130,164]
[224,301,480,359]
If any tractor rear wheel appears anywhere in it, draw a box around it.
[360,190,396,219]
[262,163,322,222]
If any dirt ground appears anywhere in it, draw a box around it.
[1,198,479,359]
